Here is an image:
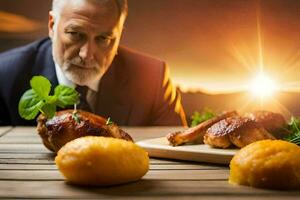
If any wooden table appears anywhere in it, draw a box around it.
[0,127,299,199]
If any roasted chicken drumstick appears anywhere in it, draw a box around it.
[166,111,238,146]
[37,109,133,152]
[166,110,286,149]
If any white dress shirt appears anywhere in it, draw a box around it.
[54,63,100,92]
[55,63,99,111]
[54,63,75,88]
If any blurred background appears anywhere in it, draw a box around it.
[1,0,300,121]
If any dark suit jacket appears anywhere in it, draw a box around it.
[0,38,187,126]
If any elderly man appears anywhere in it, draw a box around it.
[0,0,187,126]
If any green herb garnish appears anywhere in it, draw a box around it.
[284,117,300,145]
[106,117,113,125]
[72,111,81,124]
[190,108,215,127]
[18,76,79,120]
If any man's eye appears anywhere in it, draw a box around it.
[96,36,113,46]
[67,32,83,40]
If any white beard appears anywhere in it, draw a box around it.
[51,32,106,86]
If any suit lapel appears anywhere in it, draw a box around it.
[96,53,132,125]
[30,39,131,125]
[11,38,58,125]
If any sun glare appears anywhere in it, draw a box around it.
[250,73,278,98]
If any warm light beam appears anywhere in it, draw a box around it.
[250,73,278,98]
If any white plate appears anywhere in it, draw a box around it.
[137,137,239,164]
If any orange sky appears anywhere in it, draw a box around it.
[121,0,300,93]
[0,0,300,94]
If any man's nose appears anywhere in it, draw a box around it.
[79,40,96,62]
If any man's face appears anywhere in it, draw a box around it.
[49,0,125,86]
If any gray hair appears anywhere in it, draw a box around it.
[51,0,128,21]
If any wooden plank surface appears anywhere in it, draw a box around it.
[0,126,12,137]
[0,169,229,181]
[0,126,185,141]
[0,180,299,199]
[0,127,299,199]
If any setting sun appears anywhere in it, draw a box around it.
[250,73,278,98]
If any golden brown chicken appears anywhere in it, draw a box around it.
[166,110,286,149]
[37,109,133,152]
[166,111,238,146]
[203,118,232,148]
[204,117,275,148]
[246,110,287,138]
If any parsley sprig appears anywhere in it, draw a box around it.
[190,108,215,127]
[18,76,79,120]
[284,117,300,145]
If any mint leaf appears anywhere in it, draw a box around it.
[30,76,51,99]
[41,104,56,119]
[54,85,79,108]
[19,76,80,120]
[18,89,45,120]
[46,95,58,104]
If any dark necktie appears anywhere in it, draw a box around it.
[76,85,92,112]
